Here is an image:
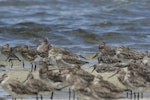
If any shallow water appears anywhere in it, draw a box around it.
[0,0,150,54]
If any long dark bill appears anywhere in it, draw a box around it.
[92,53,98,59]
[22,65,33,83]
[108,68,121,79]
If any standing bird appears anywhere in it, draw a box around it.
[61,69,90,100]
[38,61,65,93]
[61,65,95,100]
[37,37,51,56]
[23,72,60,100]
[109,67,149,100]
[0,74,37,100]
[92,42,116,63]
[89,75,128,100]
[19,45,38,70]
[91,61,128,73]
[48,54,88,69]
[71,66,95,82]
[48,45,85,60]
[116,45,145,60]
[1,44,21,68]
[37,61,69,100]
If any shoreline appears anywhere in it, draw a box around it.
[0,55,150,100]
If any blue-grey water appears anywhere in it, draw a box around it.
[0,0,150,99]
[0,0,150,54]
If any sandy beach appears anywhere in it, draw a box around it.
[0,55,150,100]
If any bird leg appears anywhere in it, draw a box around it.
[34,64,37,71]
[130,90,132,99]
[30,63,34,72]
[137,92,140,100]
[126,92,129,98]
[22,61,25,68]
[30,63,34,71]
[36,95,39,100]
[134,92,136,100]
[91,65,97,73]
[69,88,71,100]
[50,92,54,100]
[40,95,43,100]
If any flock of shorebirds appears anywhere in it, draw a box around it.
[0,37,150,100]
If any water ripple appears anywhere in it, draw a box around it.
[0,0,150,54]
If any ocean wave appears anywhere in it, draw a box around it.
[91,21,114,27]
[62,29,101,44]
[0,22,52,38]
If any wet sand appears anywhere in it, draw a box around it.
[0,56,150,100]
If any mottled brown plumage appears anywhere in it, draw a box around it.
[0,74,37,99]
[1,44,21,68]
